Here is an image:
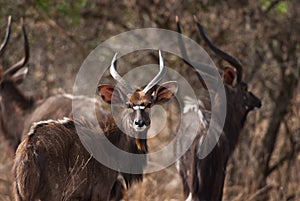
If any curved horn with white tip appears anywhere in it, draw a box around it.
[142,50,166,93]
[4,18,29,76]
[110,52,134,93]
[0,16,12,56]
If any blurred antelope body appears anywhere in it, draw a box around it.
[176,16,261,201]
[0,17,105,152]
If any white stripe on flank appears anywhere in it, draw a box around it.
[185,193,192,201]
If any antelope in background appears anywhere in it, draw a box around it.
[176,16,261,201]
[0,16,106,151]
[13,50,178,201]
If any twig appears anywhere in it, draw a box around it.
[267,144,300,175]
[246,184,273,201]
[264,0,283,15]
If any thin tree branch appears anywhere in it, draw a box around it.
[264,0,283,15]
[267,145,300,175]
[267,121,299,175]
[246,184,273,201]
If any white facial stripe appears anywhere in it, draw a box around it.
[133,105,146,110]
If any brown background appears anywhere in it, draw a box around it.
[0,1,299,200]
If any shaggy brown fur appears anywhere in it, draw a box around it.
[13,117,148,201]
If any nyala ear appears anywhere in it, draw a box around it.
[97,85,125,104]
[223,67,237,86]
[11,67,28,85]
[153,81,178,104]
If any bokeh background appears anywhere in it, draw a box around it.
[0,0,299,200]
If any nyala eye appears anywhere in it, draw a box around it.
[146,102,152,108]
[242,84,248,91]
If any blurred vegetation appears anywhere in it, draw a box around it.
[0,0,299,200]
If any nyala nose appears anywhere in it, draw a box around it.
[135,119,145,127]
